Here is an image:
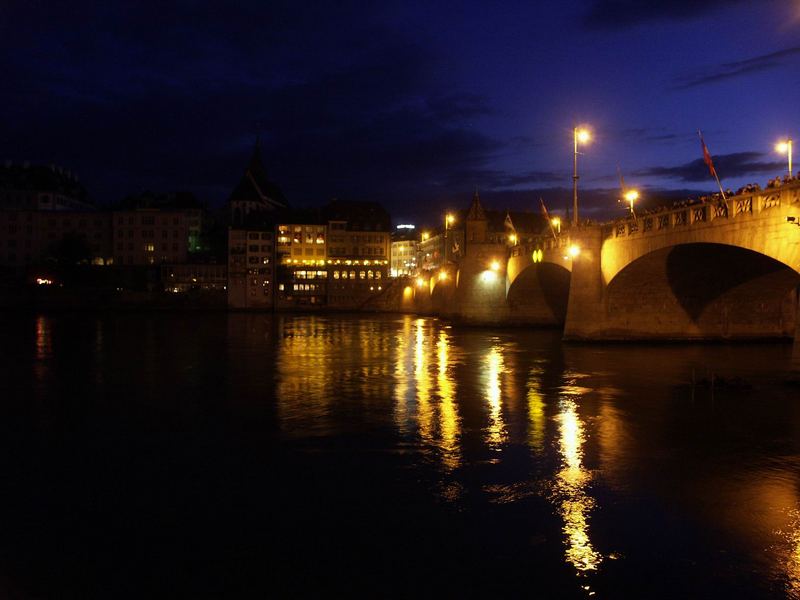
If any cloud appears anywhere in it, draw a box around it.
[633,151,785,182]
[673,45,800,89]
[0,0,511,220]
[583,0,746,29]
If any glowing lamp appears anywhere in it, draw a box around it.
[624,190,639,203]
[567,245,581,258]
[490,260,501,272]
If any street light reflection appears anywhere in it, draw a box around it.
[485,346,507,448]
[437,330,460,470]
[555,396,602,573]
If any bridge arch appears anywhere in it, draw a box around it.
[605,242,800,339]
[506,261,572,325]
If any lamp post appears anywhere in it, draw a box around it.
[572,127,591,226]
[551,217,561,235]
[624,189,639,217]
[444,213,455,264]
[776,138,793,178]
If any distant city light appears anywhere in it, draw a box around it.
[396,224,415,229]
[35,277,53,285]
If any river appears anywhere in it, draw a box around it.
[1,313,799,598]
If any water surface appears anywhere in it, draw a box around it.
[1,313,799,598]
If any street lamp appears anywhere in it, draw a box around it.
[444,213,455,264]
[776,138,793,178]
[509,233,517,245]
[624,189,639,216]
[551,217,561,234]
[573,126,591,226]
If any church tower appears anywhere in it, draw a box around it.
[465,188,488,247]
[228,139,288,225]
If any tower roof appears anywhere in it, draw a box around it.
[228,140,287,209]
[466,188,487,221]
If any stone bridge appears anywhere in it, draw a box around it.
[416,181,800,342]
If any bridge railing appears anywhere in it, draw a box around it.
[604,181,800,240]
[513,234,569,257]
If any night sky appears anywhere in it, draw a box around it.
[2,0,799,223]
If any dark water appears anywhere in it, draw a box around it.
[1,313,800,598]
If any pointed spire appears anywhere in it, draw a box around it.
[467,187,487,221]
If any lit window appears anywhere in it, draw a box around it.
[350,271,356,279]
[359,271,366,279]
[375,271,381,279]
[367,270,373,279]
[333,271,340,279]
[145,244,155,252]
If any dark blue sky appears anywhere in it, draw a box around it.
[2,0,798,223]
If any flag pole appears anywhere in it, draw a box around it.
[698,130,727,201]
[540,197,558,240]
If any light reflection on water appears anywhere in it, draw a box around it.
[265,315,800,596]
[553,396,602,574]
[484,345,507,449]
[16,313,800,597]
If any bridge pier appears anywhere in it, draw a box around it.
[563,227,605,340]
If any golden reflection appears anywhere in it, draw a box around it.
[786,510,800,598]
[555,397,602,573]
[436,330,460,470]
[485,346,507,448]
[393,317,413,433]
[414,319,434,443]
[526,367,546,453]
[35,315,52,360]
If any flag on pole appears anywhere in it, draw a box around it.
[699,132,718,179]
[698,130,726,200]
[503,211,516,233]
[540,198,557,239]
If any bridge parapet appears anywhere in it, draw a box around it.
[604,181,800,242]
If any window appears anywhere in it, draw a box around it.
[262,257,269,265]
[333,271,340,279]
[248,245,259,252]
[359,271,366,279]
[145,244,155,252]
[248,233,260,240]
[367,270,373,279]
[349,271,355,279]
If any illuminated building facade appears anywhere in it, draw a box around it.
[227,227,274,308]
[324,201,390,309]
[275,221,327,307]
[390,225,418,277]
